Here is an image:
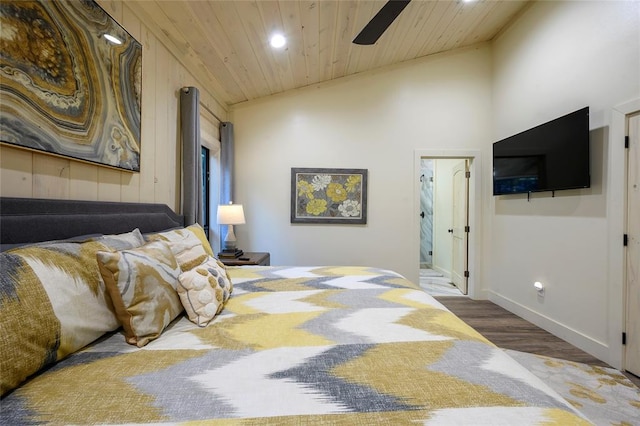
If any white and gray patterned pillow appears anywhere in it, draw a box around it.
[177,256,233,327]
[93,228,145,250]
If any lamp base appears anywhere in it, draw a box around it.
[218,248,244,259]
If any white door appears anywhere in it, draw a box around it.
[625,112,640,376]
[451,160,469,294]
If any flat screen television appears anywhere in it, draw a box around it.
[493,107,590,196]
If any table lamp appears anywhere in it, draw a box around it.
[217,202,245,258]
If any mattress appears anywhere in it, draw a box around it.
[1,266,590,425]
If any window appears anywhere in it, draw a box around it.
[200,113,221,252]
[201,146,210,235]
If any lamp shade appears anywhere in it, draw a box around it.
[217,204,245,225]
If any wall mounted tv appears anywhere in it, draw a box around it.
[493,107,590,196]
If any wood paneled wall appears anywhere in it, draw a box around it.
[0,0,227,213]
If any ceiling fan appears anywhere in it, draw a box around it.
[352,0,412,45]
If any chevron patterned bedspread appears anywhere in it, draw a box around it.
[1,266,590,425]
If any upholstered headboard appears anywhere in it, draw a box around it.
[0,197,184,250]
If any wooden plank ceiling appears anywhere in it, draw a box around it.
[129,0,530,107]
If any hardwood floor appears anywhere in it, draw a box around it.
[435,296,640,388]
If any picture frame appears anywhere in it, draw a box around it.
[291,168,368,224]
[0,0,142,172]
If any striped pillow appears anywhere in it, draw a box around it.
[0,231,144,396]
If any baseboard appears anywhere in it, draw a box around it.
[488,291,616,368]
[473,288,491,300]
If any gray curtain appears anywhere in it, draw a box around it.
[180,87,202,226]
[219,122,234,252]
[220,122,234,205]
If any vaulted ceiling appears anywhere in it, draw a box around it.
[128,0,530,107]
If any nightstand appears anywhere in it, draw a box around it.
[218,252,270,266]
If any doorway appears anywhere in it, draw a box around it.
[418,156,472,296]
[419,160,434,269]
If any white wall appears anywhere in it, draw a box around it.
[491,0,640,367]
[231,45,493,285]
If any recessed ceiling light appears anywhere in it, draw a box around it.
[270,33,286,49]
[103,34,122,45]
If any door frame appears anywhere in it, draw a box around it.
[414,150,482,299]
[624,111,640,375]
[610,98,640,369]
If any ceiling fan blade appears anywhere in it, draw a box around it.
[352,0,412,45]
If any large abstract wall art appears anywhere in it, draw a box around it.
[0,0,142,171]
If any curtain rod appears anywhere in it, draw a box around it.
[181,86,226,124]
[201,101,225,124]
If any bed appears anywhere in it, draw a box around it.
[0,197,591,425]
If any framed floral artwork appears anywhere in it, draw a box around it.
[291,168,368,224]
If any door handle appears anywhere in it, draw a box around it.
[448,229,453,233]
[420,212,425,218]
